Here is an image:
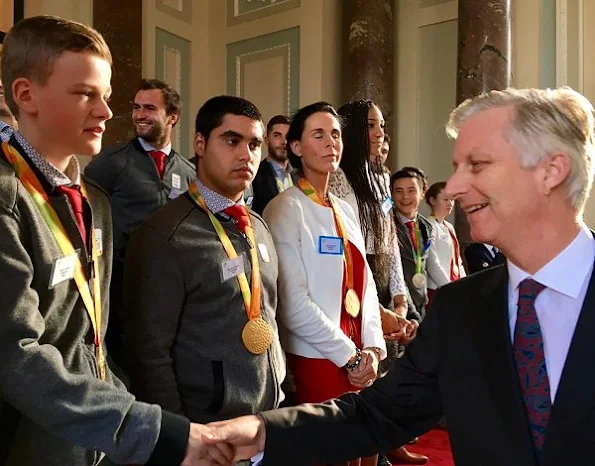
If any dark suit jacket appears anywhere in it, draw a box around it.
[395,214,432,319]
[261,261,595,466]
[464,242,506,274]
[251,160,298,215]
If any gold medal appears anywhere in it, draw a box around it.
[242,317,273,354]
[344,288,361,318]
[412,272,426,289]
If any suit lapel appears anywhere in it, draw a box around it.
[541,259,595,466]
[472,266,538,465]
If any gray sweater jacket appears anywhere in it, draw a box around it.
[125,192,286,423]
[85,138,195,262]
[0,146,189,466]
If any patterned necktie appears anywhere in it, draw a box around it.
[224,204,250,233]
[406,220,418,251]
[149,150,167,179]
[56,185,87,245]
[513,278,550,457]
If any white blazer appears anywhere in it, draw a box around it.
[426,217,466,290]
[263,187,387,368]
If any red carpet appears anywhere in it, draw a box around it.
[396,429,454,466]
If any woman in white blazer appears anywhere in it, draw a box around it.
[263,103,386,466]
[425,181,466,306]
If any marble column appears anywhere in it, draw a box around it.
[343,0,394,129]
[93,0,142,148]
[455,0,511,251]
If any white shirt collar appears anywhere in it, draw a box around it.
[508,223,595,299]
[398,212,417,225]
[138,137,172,156]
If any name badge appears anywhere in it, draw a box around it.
[220,255,245,282]
[94,228,103,256]
[318,236,344,255]
[172,173,181,189]
[258,243,271,263]
[381,197,394,217]
[49,253,78,288]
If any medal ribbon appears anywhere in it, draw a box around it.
[187,180,262,321]
[446,224,461,280]
[2,142,106,380]
[413,219,423,275]
[297,177,355,292]
[268,160,294,193]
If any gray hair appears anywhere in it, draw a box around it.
[446,87,595,212]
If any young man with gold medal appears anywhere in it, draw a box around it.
[124,96,286,435]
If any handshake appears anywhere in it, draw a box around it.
[181,415,266,466]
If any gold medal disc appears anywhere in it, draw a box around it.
[242,318,273,354]
[344,288,361,318]
[412,272,426,289]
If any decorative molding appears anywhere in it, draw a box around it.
[155,28,191,156]
[227,27,300,115]
[227,0,300,26]
[156,0,192,23]
[418,0,451,8]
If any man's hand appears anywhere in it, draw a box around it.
[181,423,234,466]
[347,349,379,388]
[401,319,419,344]
[380,305,408,336]
[203,415,266,462]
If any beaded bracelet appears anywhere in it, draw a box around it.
[366,347,383,360]
[344,347,362,370]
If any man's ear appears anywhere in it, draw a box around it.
[194,132,206,160]
[12,77,37,116]
[168,113,179,127]
[541,152,571,196]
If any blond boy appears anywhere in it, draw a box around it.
[0,16,230,466]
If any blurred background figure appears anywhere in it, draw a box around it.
[425,181,465,307]
[464,242,506,273]
[0,78,17,140]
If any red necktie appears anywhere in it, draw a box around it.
[224,205,250,233]
[513,278,550,457]
[149,150,167,179]
[56,185,87,245]
[406,220,418,251]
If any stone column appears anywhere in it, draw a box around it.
[343,0,394,133]
[93,0,142,148]
[455,0,511,251]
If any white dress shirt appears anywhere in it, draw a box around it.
[138,137,172,156]
[507,223,594,403]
